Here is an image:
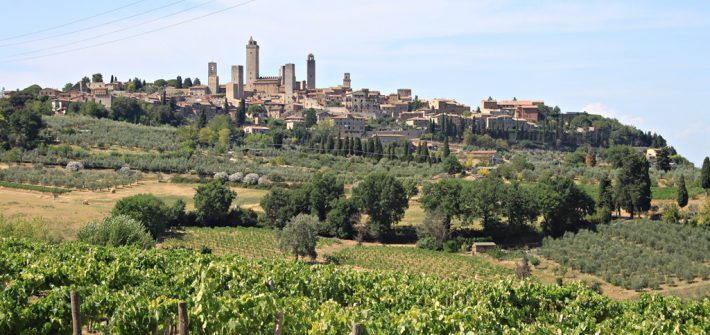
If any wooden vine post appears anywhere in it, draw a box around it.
[274,311,284,335]
[178,301,189,335]
[352,322,364,335]
[70,291,81,335]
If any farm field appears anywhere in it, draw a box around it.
[540,220,710,291]
[3,239,709,334]
[0,177,266,240]
[161,226,339,259]
[326,245,512,279]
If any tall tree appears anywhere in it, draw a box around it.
[352,172,409,241]
[175,76,183,89]
[656,147,672,172]
[92,73,103,83]
[193,181,235,226]
[304,108,317,127]
[701,157,710,196]
[236,99,247,126]
[614,152,652,218]
[420,179,464,240]
[677,175,689,208]
[193,77,202,85]
[183,77,193,88]
[534,176,595,237]
[278,214,318,261]
[597,175,614,223]
[442,137,450,158]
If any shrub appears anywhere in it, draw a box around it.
[112,194,181,238]
[416,237,443,251]
[65,161,84,172]
[0,214,55,241]
[214,172,228,182]
[257,177,272,186]
[243,173,259,185]
[77,215,153,249]
[228,172,244,183]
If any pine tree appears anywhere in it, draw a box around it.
[176,76,183,89]
[597,175,613,223]
[677,175,689,208]
[701,157,710,196]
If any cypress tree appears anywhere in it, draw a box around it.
[403,140,411,161]
[677,175,689,208]
[443,137,450,158]
[354,138,362,156]
[375,136,383,160]
[701,157,710,196]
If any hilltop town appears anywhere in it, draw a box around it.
[3,36,623,151]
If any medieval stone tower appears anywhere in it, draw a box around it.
[246,37,259,89]
[306,54,316,90]
[227,65,244,102]
[284,63,296,103]
[207,62,219,94]
[343,72,351,88]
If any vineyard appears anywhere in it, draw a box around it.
[0,166,141,191]
[162,227,339,259]
[326,246,512,279]
[44,115,180,151]
[1,238,708,334]
[540,220,710,290]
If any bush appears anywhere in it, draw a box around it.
[257,177,272,186]
[214,172,228,182]
[0,214,55,241]
[228,172,244,183]
[65,161,84,172]
[243,173,259,185]
[416,237,443,251]
[112,194,182,238]
[77,215,154,249]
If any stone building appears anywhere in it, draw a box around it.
[207,62,219,95]
[429,98,470,114]
[342,73,351,88]
[307,54,316,90]
[226,65,244,103]
[344,89,381,114]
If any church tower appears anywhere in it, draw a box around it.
[246,37,259,90]
[343,73,351,88]
[306,54,316,90]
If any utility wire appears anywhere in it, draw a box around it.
[5,0,217,57]
[0,0,149,42]
[0,0,188,48]
[0,0,260,64]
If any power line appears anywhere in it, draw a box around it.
[0,0,188,48]
[5,0,217,57]
[0,0,260,64]
[0,0,149,42]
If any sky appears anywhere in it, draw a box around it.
[0,0,708,164]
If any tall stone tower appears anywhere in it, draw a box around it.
[207,62,219,94]
[306,54,316,90]
[246,36,259,89]
[343,73,351,88]
[226,65,244,103]
[284,63,296,104]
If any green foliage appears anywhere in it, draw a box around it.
[420,179,464,239]
[441,155,463,174]
[0,214,54,241]
[322,198,359,239]
[534,176,595,237]
[76,215,154,249]
[0,180,69,194]
[603,145,635,168]
[541,220,710,289]
[194,181,235,226]
[662,203,682,224]
[260,187,309,229]
[656,147,672,172]
[307,173,344,221]
[277,214,319,260]
[2,239,710,333]
[701,157,710,194]
[303,108,317,127]
[677,175,689,208]
[112,194,183,238]
[0,166,140,190]
[615,151,651,218]
[352,172,409,241]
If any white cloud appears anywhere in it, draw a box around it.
[580,102,645,126]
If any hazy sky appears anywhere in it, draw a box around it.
[1,0,708,164]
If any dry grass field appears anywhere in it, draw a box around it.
[0,175,267,240]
